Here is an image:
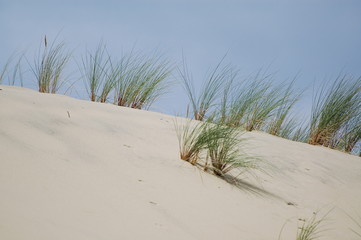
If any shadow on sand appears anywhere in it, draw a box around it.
[220,174,287,202]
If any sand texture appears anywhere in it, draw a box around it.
[1,85,360,240]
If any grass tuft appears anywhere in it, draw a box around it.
[81,42,111,102]
[220,69,284,131]
[31,35,70,93]
[309,75,361,146]
[267,78,302,136]
[175,119,212,164]
[179,55,233,121]
[296,211,329,240]
[206,124,257,176]
[175,118,258,177]
[114,51,172,110]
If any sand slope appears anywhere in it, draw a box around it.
[1,85,360,240]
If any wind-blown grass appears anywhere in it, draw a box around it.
[114,51,172,110]
[309,75,361,146]
[279,211,331,240]
[81,42,111,102]
[206,124,257,176]
[296,214,324,240]
[99,60,118,103]
[175,119,232,165]
[276,116,301,140]
[175,118,258,177]
[244,82,291,131]
[0,57,11,84]
[223,70,288,131]
[175,119,213,164]
[342,116,361,154]
[0,52,24,86]
[31,36,70,93]
[290,120,310,143]
[267,79,302,136]
[179,56,233,121]
[220,73,266,127]
[217,70,237,124]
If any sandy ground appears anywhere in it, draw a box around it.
[1,85,360,240]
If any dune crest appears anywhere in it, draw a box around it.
[1,85,360,240]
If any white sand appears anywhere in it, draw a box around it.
[1,85,360,240]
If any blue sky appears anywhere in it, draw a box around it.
[1,0,361,116]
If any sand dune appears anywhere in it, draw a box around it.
[1,85,360,240]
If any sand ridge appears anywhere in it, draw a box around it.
[1,85,360,240]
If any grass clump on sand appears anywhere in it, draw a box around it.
[175,119,219,165]
[175,118,258,177]
[308,75,361,146]
[81,42,113,102]
[279,211,329,240]
[267,78,302,136]
[80,44,172,109]
[343,117,361,154]
[114,51,172,110]
[179,56,234,121]
[206,124,257,176]
[217,70,299,133]
[31,36,70,94]
[296,213,326,240]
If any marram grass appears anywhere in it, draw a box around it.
[31,36,70,94]
[175,119,212,164]
[80,42,111,102]
[267,79,302,136]
[221,70,288,131]
[175,118,258,176]
[309,75,361,146]
[179,56,233,121]
[114,51,172,110]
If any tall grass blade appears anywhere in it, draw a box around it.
[296,211,329,240]
[206,124,257,176]
[268,78,302,136]
[309,75,361,146]
[81,42,110,101]
[179,55,232,121]
[174,119,212,164]
[31,36,70,93]
[115,51,172,109]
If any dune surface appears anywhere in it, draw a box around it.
[1,85,360,240]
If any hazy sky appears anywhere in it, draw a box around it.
[1,0,361,116]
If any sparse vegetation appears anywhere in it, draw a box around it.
[267,79,302,136]
[80,44,172,109]
[175,118,258,177]
[81,42,111,102]
[296,212,326,240]
[179,56,233,121]
[31,36,70,93]
[206,124,257,176]
[309,75,361,147]
[175,119,211,164]
[278,211,330,240]
[0,52,24,86]
[242,76,285,132]
[114,51,172,110]
[216,70,298,133]
[1,35,360,155]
